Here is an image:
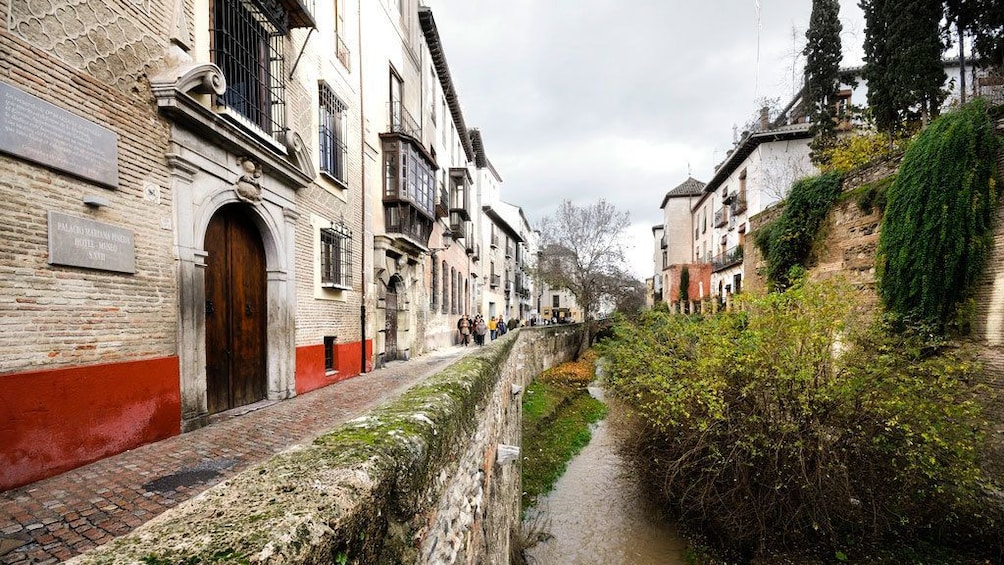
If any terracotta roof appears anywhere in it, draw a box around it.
[660,177,706,208]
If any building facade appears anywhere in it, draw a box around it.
[0,0,532,490]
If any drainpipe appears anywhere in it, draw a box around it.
[358,0,367,373]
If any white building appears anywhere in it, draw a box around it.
[704,117,816,298]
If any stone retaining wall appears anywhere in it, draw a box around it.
[68,325,582,564]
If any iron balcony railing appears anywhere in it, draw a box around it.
[335,32,350,70]
[388,100,421,139]
[660,235,667,249]
[711,245,744,272]
[449,211,467,239]
[490,233,499,248]
[490,274,501,288]
[714,207,727,228]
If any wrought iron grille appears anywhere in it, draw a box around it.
[441,260,449,314]
[335,32,351,70]
[430,257,438,310]
[320,223,352,288]
[388,100,421,139]
[711,245,744,273]
[318,84,347,182]
[323,335,335,371]
[212,0,287,139]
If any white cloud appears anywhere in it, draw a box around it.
[424,0,867,280]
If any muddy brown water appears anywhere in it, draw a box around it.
[525,388,689,565]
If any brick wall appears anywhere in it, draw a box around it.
[0,18,176,373]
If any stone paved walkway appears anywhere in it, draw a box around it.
[0,346,477,564]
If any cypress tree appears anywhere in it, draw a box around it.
[803,0,843,163]
[861,0,947,133]
[861,0,898,133]
[945,0,1004,72]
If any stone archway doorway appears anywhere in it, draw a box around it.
[204,204,267,414]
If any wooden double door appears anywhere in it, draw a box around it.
[204,205,267,414]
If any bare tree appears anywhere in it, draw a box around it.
[537,199,631,357]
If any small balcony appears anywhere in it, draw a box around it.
[711,245,744,273]
[490,273,501,288]
[449,168,471,221]
[468,242,480,261]
[281,0,317,29]
[714,207,728,228]
[732,192,748,215]
[335,32,350,70]
[660,235,667,249]
[490,233,499,248]
[388,101,421,139]
[449,211,467,240]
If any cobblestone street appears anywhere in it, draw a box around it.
[0,346,475,563]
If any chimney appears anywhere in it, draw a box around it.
[759,106,770,130]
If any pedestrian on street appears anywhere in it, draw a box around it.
[474,316,487,346]
[458,315,471,346]
[488,316,498,340]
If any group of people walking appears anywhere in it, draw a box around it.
[456,314,519,346]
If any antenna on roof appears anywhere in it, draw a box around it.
[753,0,762,99]
[687,162,692,177]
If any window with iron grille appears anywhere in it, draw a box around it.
[324,335,336,372]
[211,0,287,139]
[441,260,448,314]
[450,267,457,315]
[320,223,352,288]
[318,83,347,183]
[430,258,438,310]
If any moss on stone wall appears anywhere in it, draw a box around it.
[69,327,581,565]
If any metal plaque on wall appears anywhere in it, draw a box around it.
[48,211,135,274]
[0,81,119,188]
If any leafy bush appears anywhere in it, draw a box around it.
[878,99,1002,332]
[600,279,990,559]
[819,130,913,174]
[754,172,844,290]
[845,174,894,215]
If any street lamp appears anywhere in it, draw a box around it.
[428,227,453,256]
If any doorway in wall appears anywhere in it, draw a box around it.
[204,204,267,414]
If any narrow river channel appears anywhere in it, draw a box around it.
[525,387,689,564]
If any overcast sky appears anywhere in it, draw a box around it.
[423,0,868,279]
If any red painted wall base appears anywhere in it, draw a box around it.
[0,356,181,491]
[295,340,372,395]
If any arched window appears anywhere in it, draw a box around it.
[450,267,456,315]
[441,261,448,314]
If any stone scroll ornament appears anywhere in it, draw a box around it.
[234,157,263,202]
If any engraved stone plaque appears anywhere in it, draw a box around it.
[0,81,119,188]
[48,212,135,274]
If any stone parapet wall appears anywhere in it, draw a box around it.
[69,325,582,565]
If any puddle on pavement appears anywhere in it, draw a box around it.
[525,397,688,565]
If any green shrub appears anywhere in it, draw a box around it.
[600,279,990,559]
[878,99,1002,332]
[818,130,913,174]
[754,172,844,290]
